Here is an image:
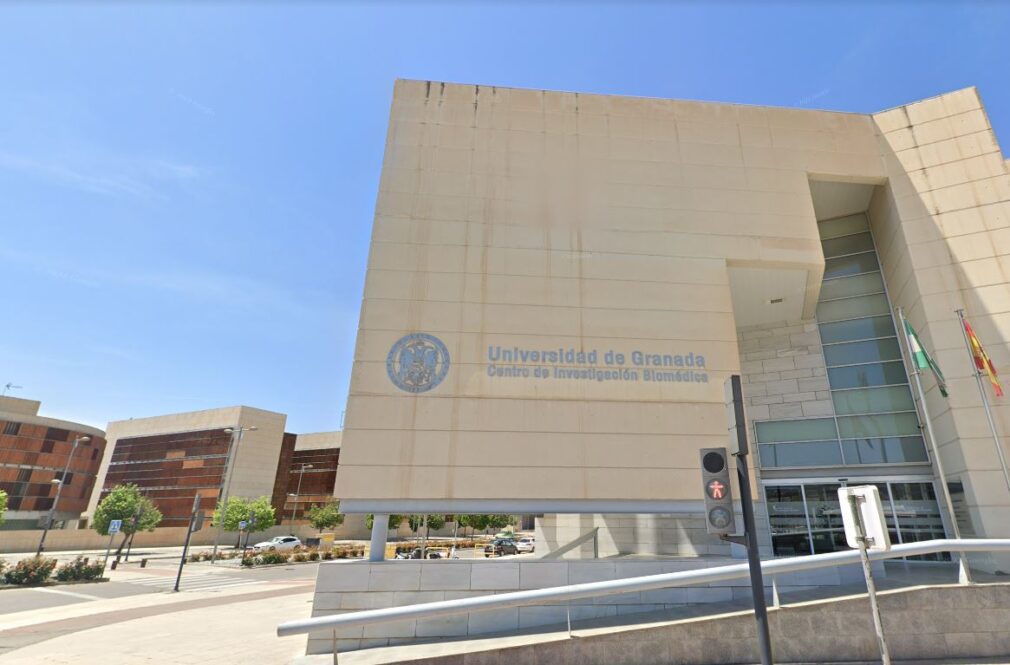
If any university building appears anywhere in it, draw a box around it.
[84,406,342,529]
[334,80,1010,573]
[0,396,106,530]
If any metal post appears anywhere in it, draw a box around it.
[896,308,972,583]
[175,494,201,592]
[850,494,891,665]
[212,426,252,563]
[36,436,85,556]
[729,375,774,665]
[369,514,389,562]
[956,309,1010,497]
[100,530,115,577]
[291,464,311,526]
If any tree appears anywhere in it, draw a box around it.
[456,514,489,537]
[485,514,517,533]
[365,513,405,530]
[92,484,163,556]
[306,498,344,533]
[0,489,7,528]
[213,496,276,534]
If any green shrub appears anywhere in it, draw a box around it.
[258,551,289,565]
[307,550,320,561]
[292,552,307,562]
[0,559,6,576]
[321,550,334,560]
[54,556,104,582]
[4,556,57,585]
[240,555,256,567]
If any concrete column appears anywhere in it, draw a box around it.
[369,514,389,562]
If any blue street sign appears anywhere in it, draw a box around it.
[239,520,248,530]
[109,519,123,535]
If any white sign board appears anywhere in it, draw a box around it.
[837,486,891,551]
[108,519,123,535]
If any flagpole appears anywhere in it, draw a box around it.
[896,307,972,584]
[955,308,1010,497]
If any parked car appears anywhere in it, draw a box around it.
[516,537,535,553]
[252,535,301,552]
[484,538,519,557]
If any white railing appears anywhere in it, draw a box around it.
[277,538,1010,639]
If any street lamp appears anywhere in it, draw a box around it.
[36,435,89,556]
[289,463,314,529]
[210,425,257,563]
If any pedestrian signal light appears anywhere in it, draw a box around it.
[699,447,735,535]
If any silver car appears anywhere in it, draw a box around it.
[252,535,302,552]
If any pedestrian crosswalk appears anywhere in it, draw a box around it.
[121,572,267,593]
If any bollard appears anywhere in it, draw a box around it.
[140,558,148,568]
[110,560,118,571]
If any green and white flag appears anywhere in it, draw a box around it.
[904,318,948,397]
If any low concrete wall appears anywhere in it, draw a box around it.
[536,511,772,559]
[0,513,370,553]
[397,583,1010,665]
[306,557,869,654]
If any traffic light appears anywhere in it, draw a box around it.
[700,447,736,535]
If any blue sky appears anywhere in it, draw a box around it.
[1,2,1007,432]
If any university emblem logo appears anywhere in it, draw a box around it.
[386,333,450,393]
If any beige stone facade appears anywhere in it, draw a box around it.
[337,80,1010,558]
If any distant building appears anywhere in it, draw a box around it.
[0,396,106,530]
[84,406,341,529]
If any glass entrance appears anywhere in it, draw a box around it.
[765,479,949,561]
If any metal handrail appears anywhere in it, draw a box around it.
[277,538,1010,637]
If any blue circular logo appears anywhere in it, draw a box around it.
[386,333,450,393]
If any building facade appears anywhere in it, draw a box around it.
[85,406,342,529]
[275,431,342,523]
[335,80,1010,570]
[0,396,106,530]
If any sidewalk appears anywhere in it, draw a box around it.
[0,562,316,663]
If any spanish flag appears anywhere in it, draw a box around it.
[963,319,1004,397]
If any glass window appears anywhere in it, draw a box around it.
[818,315,897,343]
[816,293,890,323]
[841,436,929,464]
[759,441,843,467]
[819,271,885,301]
[837,412,921,438]
[828,361,908,389]
[821,232,875,259]
[817,213,869,240]
[823,338,903,368]
[824,252,879,279]
[755,417,837,443]
[832,385,915,414]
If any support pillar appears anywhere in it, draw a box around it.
[369,514,389,562]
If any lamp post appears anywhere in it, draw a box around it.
[210,425,257,563]
[289,463,313,529]
[36,435,89,556]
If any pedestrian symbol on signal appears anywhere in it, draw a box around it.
[706,479,727,500]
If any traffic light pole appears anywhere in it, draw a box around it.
[728,375,774,665]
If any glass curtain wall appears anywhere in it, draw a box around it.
[756,213,929,468]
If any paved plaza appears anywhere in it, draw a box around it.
[0,555,320,664]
